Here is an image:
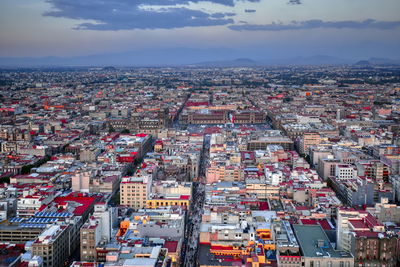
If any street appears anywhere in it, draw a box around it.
[181,134,210,267]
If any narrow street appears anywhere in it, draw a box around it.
[181,134,210,267]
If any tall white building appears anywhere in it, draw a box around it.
[335,164,357,180]
[80,203,116,261]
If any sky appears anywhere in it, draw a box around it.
[0,0,399,60]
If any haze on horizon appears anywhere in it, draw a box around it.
[0,0,400,63]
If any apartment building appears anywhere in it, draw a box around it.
[297,132,321,155]
[317,157,340,180]
[120,175,152,209]
[80,203,114,261]
[206,165,242,183]
[31,225,70,267]
[335,164,357,180]
[336,209,384,252]
[350,231,398,267]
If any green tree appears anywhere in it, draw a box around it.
[0,176,10,184]
[21,165,34,174]
[112,192,120,205]
[134,158,143,165]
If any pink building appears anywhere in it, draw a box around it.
[71,171,91,192]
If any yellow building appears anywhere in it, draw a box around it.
[199,241,275,267]
[146,195,190,209]
[120,176,152,209]
[246,182,280,198]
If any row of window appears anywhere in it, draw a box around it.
[150,201,188,206]
[310,261,350,267]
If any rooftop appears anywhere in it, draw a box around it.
[293,224,352,259]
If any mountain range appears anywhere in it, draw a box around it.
[0,48,399,67]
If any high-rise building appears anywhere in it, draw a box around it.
[80,203,115,261]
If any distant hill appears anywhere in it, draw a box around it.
[354,58,400,66]
[261,55,352,65]
[368,57,400,65]
[194,58,259,67]
[355,60,371,66]
[0,47,241,67]
[0,48,398,67]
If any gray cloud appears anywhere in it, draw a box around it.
[43,0,259,30]
[229,19,400,31]
[245,9,256,13]
[288,0,302,5]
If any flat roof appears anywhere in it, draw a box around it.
[293,224,352,259]
[198,244,239,266]
[122,258,157,266]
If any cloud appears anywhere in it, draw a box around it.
[211,12,236,19]
[229,19,400,31]
[288,0,302,4]
[43,0,259,30]
[245,9,257,13]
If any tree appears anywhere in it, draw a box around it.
[304,154,311,164]
[21,155,51,174]
[21,165,34,174]
[126,167,135,176]
[134,158,143,165]
[0,176,10,184]
[112,192,120,205]
[121,129,130,134]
